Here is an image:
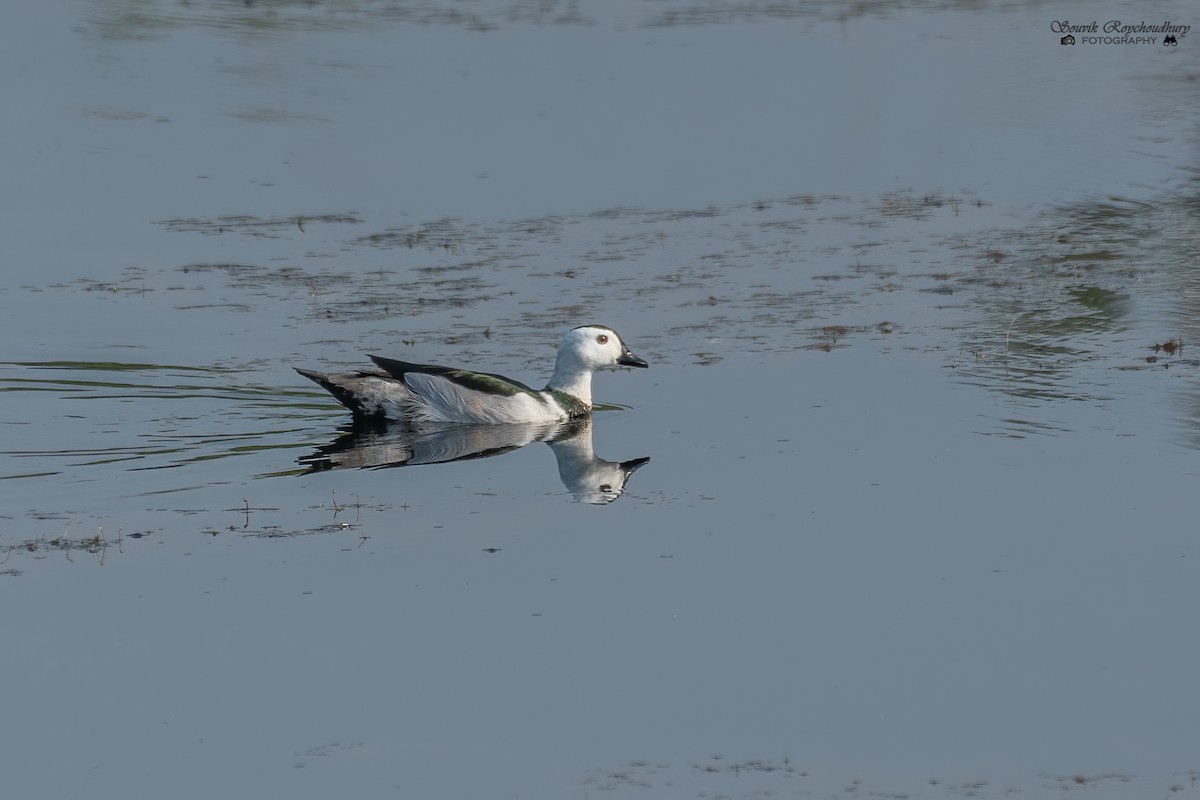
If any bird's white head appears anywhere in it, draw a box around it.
[547,325,648,403]
[561,325,648,371]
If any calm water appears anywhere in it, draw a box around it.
[3,1,1199,798]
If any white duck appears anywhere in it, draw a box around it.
[296,325,648,423]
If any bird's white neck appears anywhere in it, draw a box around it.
[546,352,593,407]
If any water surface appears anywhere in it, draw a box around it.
[2,1,1199,798]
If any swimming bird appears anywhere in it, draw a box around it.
[296,325,648,423]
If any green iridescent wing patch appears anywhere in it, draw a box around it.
[369,355,543,400]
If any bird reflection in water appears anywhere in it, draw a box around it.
[299,417,649,504]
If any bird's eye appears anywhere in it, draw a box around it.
[596,334,609,345]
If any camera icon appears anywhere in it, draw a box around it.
[1060,34,1076,45]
